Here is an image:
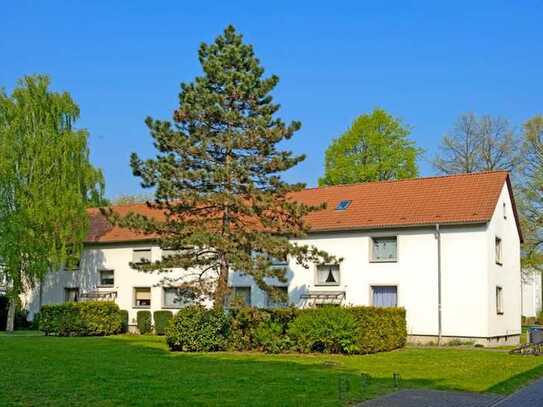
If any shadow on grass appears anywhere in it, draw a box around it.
[487,363,543,395]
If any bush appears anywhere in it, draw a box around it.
[153,310,173,335]
[348,306,407,353]
[137,310,152,334]
[120,310,129,333]
[288,307,360,354]
[166,305,229,352]
[39,301,123,336]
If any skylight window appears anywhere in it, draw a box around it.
[335,200,352,211]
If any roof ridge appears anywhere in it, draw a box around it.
[302,170,508,192]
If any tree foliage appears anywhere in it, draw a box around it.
[519,116,543,271]
[432,113,521,175]
[318,109,421,186]
[0,75,104,330]
[108,26,335,308]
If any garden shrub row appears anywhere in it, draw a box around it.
[166,305,406,354]
[136,310,174,335]
[39,301,124,336]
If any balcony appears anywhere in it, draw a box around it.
[79,290,117,302]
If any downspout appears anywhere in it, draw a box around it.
[435,224,442,345]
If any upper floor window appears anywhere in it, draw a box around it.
[99,269,114,287]
[316,264,340,286]
[495,237,503,265]
[132,248,152,264]
[134,287,151,308]
[371,237,398,262]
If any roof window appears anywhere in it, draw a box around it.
[335,200,352,210]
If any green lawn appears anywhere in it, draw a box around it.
[2,333,543,406]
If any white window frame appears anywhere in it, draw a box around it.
[496,286,503,315]
[98,269,115,287]
[134,287,152,308]
[162,287,198,309]
[370,236,398,263]
[495,236,503,265]
[315,264,340,286]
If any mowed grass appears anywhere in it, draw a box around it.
[2,334,543,406]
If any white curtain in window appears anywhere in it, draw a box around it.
[373,237,397,260]
[317,265,339,285]
[372,286,397,307]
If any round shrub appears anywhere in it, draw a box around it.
[166,305,229,352]
[137,310,152,334]
[120,310,129,333]
[153,310,173,335]
[288,307,360,354]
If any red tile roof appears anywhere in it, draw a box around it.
[86,171,522,244]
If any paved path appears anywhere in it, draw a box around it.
[357,378,543,407]
[356,389,502,407]
[492,377,543,406]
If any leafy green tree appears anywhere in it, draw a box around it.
[0,75,104,331]
[519,116,543,272]
[318,109,421,186]
[432,113,520,175]
[109,26,335,309]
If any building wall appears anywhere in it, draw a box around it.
[24,186,521,342]
[521,270,542,318]
[486,183,522,338]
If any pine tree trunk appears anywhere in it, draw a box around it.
[213,259,229,310]
[6,295,17,332]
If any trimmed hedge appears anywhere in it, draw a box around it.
[120,310,129,333]
[137,310,152,334]
[166,305,406,354]
[39,301,123,336]
[153,310,173,335]
[166,305,229,352]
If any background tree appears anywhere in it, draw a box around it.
[519,116,543,272]
[108,26,335,309]
[432,113,520,175]
[318,108,421,186]
[0,75,104,331]
[112,193,153,205]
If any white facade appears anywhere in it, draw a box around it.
[521,270,542,318]
[23,183,522,346]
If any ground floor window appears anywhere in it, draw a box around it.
[266,286,289,308]
[64,287,79,302]
[228,286,251,307]
[134,287,151,308]
[371,285,398,307]
[163,287,198,308]
[496,286,503,314]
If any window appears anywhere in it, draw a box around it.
[163,287,197,308]
[371,286,398,307]
[227,286,251,307]
[336,200,352,210]
[161,248,180,259]
[266,286,289,308]
[316,264,340,286]
[134,287,151,307]
[496,286,503,314]
[270,256,288,266]
[64,287,79,303]
[503,202,507,220]
[371,237,398,262]
[495,237,503,265]
[99,270,114,287]
[132,248,152,264]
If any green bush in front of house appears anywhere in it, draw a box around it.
[166,305,229,352]
[153,310,173,335]
[39,301,123,336]
[166,305,406,354]
[137,310,152,334]
[120,310,129,333]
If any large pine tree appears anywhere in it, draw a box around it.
[110,26,333,308]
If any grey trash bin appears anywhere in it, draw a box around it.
[529,327,543,344]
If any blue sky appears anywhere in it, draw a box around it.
[2,1,542,198]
